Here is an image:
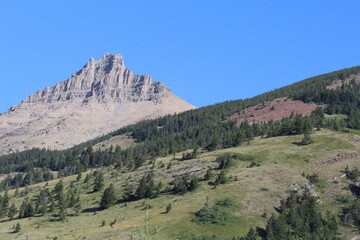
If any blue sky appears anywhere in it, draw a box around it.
[0,1,359,112]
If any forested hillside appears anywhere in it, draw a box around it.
[0,65,360,239]
[0,65,359,185]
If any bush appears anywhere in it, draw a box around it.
[304,173,319,184]
[14,222,21,233]
[193,206,233,225]
[172,175,199,194]
[216,153,252,169]
[247,162,260,168]
[193,197,235,225]
[165,203,172,213]
[343,198,360,228]
[203,167,214,180]
[266,191,339,239]
[345,166,360,181]
[215,198,237,208]
[214,170,229,185]
[301,132,313,145]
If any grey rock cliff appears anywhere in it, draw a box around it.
[0,53,195,154]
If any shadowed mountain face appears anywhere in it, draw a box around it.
[0,53,195,154]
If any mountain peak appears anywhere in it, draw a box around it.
[0,54,195,153]
[21,54,167,105]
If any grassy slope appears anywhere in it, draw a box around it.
[92,134,135,151]
[0,129,359,240]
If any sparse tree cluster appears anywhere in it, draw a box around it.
[123,172,162,201]
[266,191,339,239]
[172,175,199,195]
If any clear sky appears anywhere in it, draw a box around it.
[0,1,359,113]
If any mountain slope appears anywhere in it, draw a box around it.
[0,65,360,239]
[0,129,359,239]
[0,53,195,154]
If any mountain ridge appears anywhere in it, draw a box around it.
[0,53,195,154]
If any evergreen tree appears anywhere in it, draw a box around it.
[56,185,67,221]
[188,176,199,191]
[165,203,172,213]
[93,172,105,192]
[204,167,214,180]
[301,132,313,145]
[100,184,116,209]
[18,198,35,218]
[343,198,360,228]
[132,172,159,200]
[265,191,339,239]
[0,191,9,216]
[84,174,91,184]
[36,188,49,215]
[66,189,77,208]
[135,176,147,200]
[214,170,228,185]
[74,200,82,216]
[49,198,56,213]
[14,222,21,233]
[76,172,82,182]
[53,180,64,200]
[8,203,17,220]
[244,227,258,240]
[58,204,66,222]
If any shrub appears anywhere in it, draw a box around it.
[215,198,237,208]
[14,222,21,233]
[193,197,235,225]
[165,203,172,213]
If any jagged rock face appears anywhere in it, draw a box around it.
[24,54,170,104]
[0,53,195,154]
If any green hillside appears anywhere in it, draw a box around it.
[0,66,360,239]
[0,129,359,239]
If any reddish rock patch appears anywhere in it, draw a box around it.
[229,98,317,124]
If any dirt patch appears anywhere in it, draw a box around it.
[326,73,360,89]
[316,152,360,166]
[93,134,134,150]
[229,98,317,124]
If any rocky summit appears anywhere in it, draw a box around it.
[0,53,195,154]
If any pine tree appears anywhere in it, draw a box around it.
[100,184,116,209]
[1,191,9,215]
[135,176,147,200]
[74,201,82,216]
[301,132,313,145]
[76,172,82,182]
[49,198,56,213]
[14,188,19,197]
[93,172,105,192]
[53,180,64,201]
[66,189,76,208]
[165,203,172,214]
[110,218,117,228]
[58,204,66,222]
[188,176,199,191]
[57,186,67,221]
[18,198,35,218]
[204,167,214,180]
[244,227,258,240]
[8,203,17,220]
[84,174,91,184]
[14,222,21,233]
[36,188,49,215]
[215,170,228,185]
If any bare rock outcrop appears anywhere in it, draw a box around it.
[0,53,195,154]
